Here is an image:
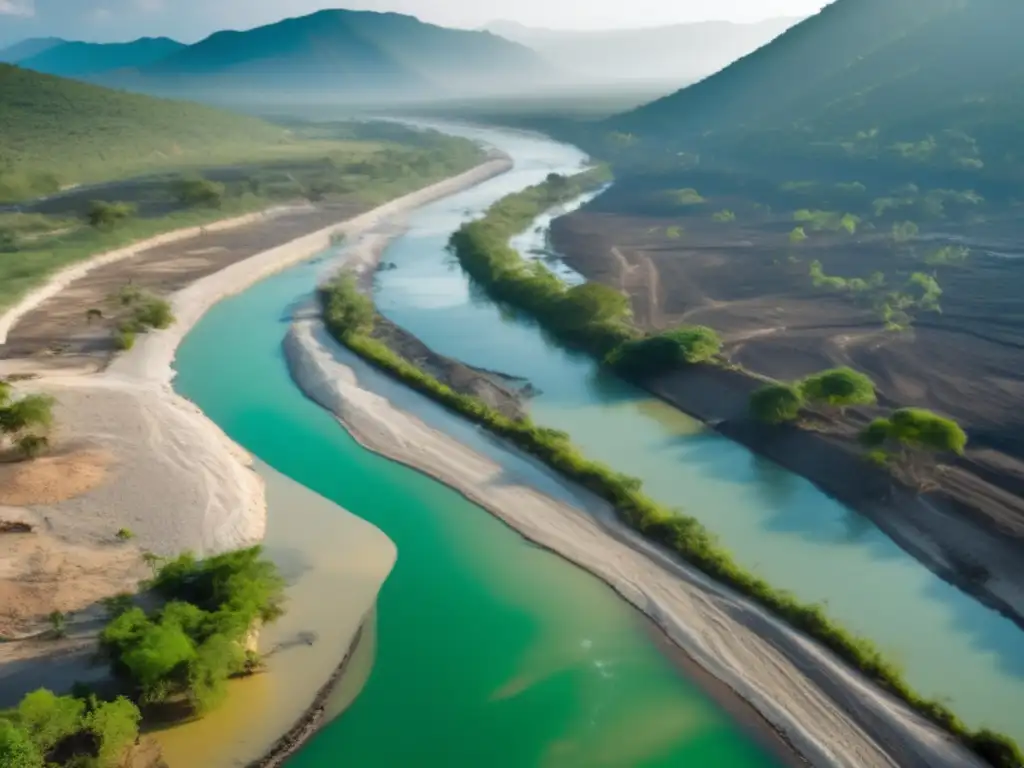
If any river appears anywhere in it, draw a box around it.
[172,123,1024,765]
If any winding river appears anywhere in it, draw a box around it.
[173,124,1024,765]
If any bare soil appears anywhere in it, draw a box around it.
[0,201,364,372]
[551,200,1024,624]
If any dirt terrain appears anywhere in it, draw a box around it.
[551,196,1024,623]
[0,201,364,374]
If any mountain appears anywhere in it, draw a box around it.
[108,9,552,103]
[13,38,185,78]
[610,0,1024,187]
[0,63,290,199]
[0,37,64,64]
[484,17,801,85]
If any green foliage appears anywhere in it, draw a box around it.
[606,325,722,375]
[99,547,284,714]
[861,408,967,457]
[0,720,43,768]
[664,225,683,239]
[47,611,67,639]
[789,226,808,244]
[799,367,877,410]
[84,697,141,767]
[16,434,50,459]
[0,390,55,456]
[115,528,134,541]
[924,245,970,267]
[749,384,804,424]
[905,272,942,312]
[665,187,705,206]
[448,166,630,357]
[891,220,919,243]
[174,176,226,208]
[114,329,136,351]
[712,209,736,223]
[85,201,135,231]
[318,274,1018,764]
[16,689,83,751]
[1,690,141,768]
[322,274,375,337]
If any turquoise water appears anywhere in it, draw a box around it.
[173,194,781,764]
[370,125,1024,741]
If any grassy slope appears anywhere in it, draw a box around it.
[0,64,300,198]
[0,124,485,310]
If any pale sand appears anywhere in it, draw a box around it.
[285,317,984,768]
[155,461,396,768]
[0,157,510,703]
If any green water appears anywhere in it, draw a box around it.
[174,262,780,766]
[372,125,1024,742]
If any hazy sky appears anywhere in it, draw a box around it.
[0,0,829,45]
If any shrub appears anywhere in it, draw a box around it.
[789,226,808,243]
[115,528,135,542]
[749,384,804,424]
[16,434,49,459]
[99,547,284,714]
[173,176,225,208]
[114,329,136,350]
[607,325,721,375]
[861,408,967,457]
[799,367,877,411]
[712,209,736,223]
[85,201,135,230]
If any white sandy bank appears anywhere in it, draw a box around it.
[285,318,984,768]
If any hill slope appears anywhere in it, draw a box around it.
[0,64,291,200]
[484,17,800,85]
[14,38,185,77]
[113,9,551,102]
[610,0,1024,186]
[0,37,64,64]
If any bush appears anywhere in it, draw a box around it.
[115,528,134,541]
[749,384,804,424]
[0,689,141,768]
[99,547,284,714]
[173,176,226,208]
[861,408,967,457]
[607,325,722,375]
[85,201,135,230]
[113,329,136,350]
[799,367,877,411]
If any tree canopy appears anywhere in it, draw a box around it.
[606,325,722,375]
[749,383,804,424]
[800,367,876,410]
[861,407,967,456]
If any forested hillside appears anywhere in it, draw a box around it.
[607,0,1024,191]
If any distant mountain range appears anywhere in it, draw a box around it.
[0,37,64,64]
[92,10,552,103]
[5,38,184,77]
[484,17,801,85]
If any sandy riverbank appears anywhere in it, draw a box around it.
[0,156,509,719]
[284,316,986,768]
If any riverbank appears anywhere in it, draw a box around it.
[0,154,509,761]
[550,204,1024,634]
[285,314,988,768]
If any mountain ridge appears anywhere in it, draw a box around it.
[13,37,185,77]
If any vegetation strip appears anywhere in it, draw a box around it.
[1,547,286,768]
[320,172,1021,768]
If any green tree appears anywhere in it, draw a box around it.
[84,697,141,767]
[174,176,226,208]
[322,274,374,337]
[0,721,43,768]
[789,226,808,244]
[861,408,967,484]
[607,326,721,375]
[556,283,631,330]
[0,389,55,458]
[749,384,804,424]
[85,201,135,230]
[799,367,877,412]
[16,689,84,753]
